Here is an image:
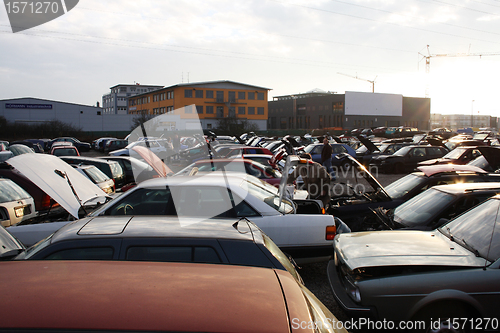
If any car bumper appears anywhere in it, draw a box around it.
[326,260,376,318]
[281,245,333,263]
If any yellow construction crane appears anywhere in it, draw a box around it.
[337,72,377,93]
[419,45,500,97]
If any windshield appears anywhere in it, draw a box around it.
[443,147,467,160]
[303,145,317,154]
[439,198,500,262]
[384,173,425,199]
[468,155,489,170]
[0,179,32,203]
[393,146,412,156]
[9,145,35,155]
[394,188,455,226]
[85,166,110,183]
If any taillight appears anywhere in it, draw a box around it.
[41,194,51,209]
[326,225,337,240]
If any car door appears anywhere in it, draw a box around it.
[407,147,428,167]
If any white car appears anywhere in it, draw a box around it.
[89,172,342,263]
[0,178,36,227]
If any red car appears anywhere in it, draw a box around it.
[175,158,282,186]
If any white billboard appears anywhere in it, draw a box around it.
[345,91,402,116]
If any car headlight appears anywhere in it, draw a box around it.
[346,283,362,303]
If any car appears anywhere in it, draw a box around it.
[59,156,126,189]
[223,146,273,158]
[103,138,128,153]
[355,137,412,166]
[328,194,500,332]
[175,158,283,186]
[72,165,115,194]
[330,154,500,231]
[362,182,500,231]
[8,144,35,156]
[88,172,342,263]
[48,137,91,152]
[467,146,500,173]
[418,146,481,166]
[0,260,347,333]
[109,139,167,158]
[428,127,457,139]
[0,178,36,227]
[99,156,161,184]
[5,154,109,220]
[10,141,44,153]
[303,143,356,169]
[370,145,449,173]
[92,137,117,150]
[392,126,423,138]
[50,144,80,157]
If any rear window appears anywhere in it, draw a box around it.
[84,166,110,183]
[109,162,124,178]
[53,148,78,156]
[0,179,31,203]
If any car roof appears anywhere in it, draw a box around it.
[1,260,292,332]
[50,216,263,244]
[60,156,118,164]
[433,182,500,194]
[417,164,488,176]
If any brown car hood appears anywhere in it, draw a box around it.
[132,145,173,177]
[1,261,295,333]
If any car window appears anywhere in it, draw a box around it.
[332,145,347,154]
[0,179,31,203]
[427,147,444,156]
[109,162,124,178]
[126,246,221,263]
[411,147,426,157]
[45,247,114,260]
[103,187,176,216]
[440,198,500,262]
[84,166,110,183]
[172,186,234,218]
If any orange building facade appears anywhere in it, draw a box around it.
[128,80,270,130]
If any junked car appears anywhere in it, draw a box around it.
[370,145,449,173]
[0,178,36,227]
[88,172,343,263]
[328,195,500,332]
[330,154,500,231]
[418,145,481,167]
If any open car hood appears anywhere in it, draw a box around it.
[279,155,300,205]
[338,153,391,201]
[132,146,173,177]
[477,146,500,171]
[358,136,379,153]
[7,154,107,219]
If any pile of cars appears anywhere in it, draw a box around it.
[1,128,500,332]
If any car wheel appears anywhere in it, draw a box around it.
[414,302,475,333]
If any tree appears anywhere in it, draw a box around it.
[130,113,155,131]
[215,116,259,135]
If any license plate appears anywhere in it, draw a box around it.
[15,206,24,218]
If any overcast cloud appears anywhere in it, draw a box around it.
[1,0,500,116]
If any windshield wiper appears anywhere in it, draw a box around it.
[460,238,483,258]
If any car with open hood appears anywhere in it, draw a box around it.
[330,154,500,231]
[355,137,412,166]
[328,195,500,332]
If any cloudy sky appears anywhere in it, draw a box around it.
[1,0,500,117]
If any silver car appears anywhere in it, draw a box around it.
[0,178,36,227]
[328,195,500,332]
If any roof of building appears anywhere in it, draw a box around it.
[0,97,101,108]
[109,83,164,89]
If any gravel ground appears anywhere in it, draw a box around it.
[84,150,405,329]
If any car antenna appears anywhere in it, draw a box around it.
[54,169,87,215]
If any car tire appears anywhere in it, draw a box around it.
[414,302,475,333]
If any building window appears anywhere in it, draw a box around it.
[195,90,203,98]
[257,92,264,100]
[196,105,203,114]
[216,106,224,118]
[248,92,255,100]
[238,107,245,115]
[248,107,255,115]
[206,90,214,98]
[216,91,224,103]
[206,105,214,114]
[228,91,236,103]
[185,89,193,98]
[257,107,264,115]
[238,92,245,100]
[228,107,235,117]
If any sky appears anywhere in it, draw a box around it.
[1,0,500,117]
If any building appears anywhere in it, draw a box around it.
[102,84,163,115]
[127,80,270,131]
[0,97,136,132]
[431,113,497,130]
[268,90,430,131]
